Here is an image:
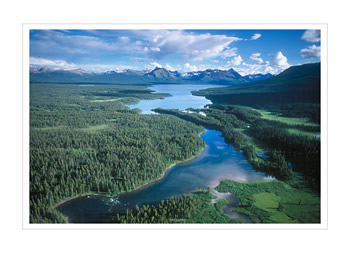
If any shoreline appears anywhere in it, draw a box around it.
[52,193,103,209]
[52,130,208,211]
[119,135,207,196]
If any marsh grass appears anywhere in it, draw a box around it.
[187,190,241,224]
[216,180,320,223]
[254,109,319,127]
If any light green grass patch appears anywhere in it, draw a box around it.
[254,109,319,127]
[253,192,280,210]
[269,211,294,223]
[216,180,320,223]
[80,124,110,133]
[90,98,123,103]
[242,130,269,153]
[33,126,68,131]
[287,128,320,138]
[252,192,295,223]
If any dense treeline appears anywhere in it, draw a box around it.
[30,111,123,128]
[30,83,205,223]
[155,104,320,190]
[246,120,320,190]
[115,190,240,224]
[153,107,247,131]
[115,196,195,223]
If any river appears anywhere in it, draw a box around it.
[56,84,272,223]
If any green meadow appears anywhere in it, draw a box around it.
[253,108,319,127]
[215,180,320,223]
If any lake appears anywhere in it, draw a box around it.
[56,84,272,223]
[128,84,224,114]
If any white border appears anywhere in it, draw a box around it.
[23,23,328,230]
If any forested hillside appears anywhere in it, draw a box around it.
[193,63,320,107]
[30,83,205,223]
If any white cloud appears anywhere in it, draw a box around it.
[144,46,160,53]
[220,47,238,59]
[31,30,243,65]
[79,64,134,72]
[300,45,321,59]
[30,57,77,69]
[153,35,162,43]
[119,36,129,42]
[149,62,163,68]
[227,55,243,66]
[301,30,321,43]
[272,51,289,68]
[30,57,135,72]
[235,51,291,76]
[165,64,175,71]
[150,47,160,52]
[235,62,280,76]
[30,30,144,59]
[251,33,262,40]
[130,57,145,63]
[250,53,264,64]
[137,30,242,61]
[184,63,198,72]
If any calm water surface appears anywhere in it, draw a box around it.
[57,130,272,223]
[57,84,272,223]
[128,84,225,114]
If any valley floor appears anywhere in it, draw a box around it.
[29,83,321,224]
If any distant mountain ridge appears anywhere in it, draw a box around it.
[243,73,274,82]
[181,68,247,84]
[30,66,274,85]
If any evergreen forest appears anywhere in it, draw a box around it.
[30,83,205,223]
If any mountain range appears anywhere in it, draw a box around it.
[30,67,273,85]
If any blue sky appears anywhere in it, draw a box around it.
[30,29,321,75]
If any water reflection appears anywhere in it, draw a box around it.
[128,84,225,114]
[57,130,272,223]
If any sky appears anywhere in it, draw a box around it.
[30,29,321,76]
